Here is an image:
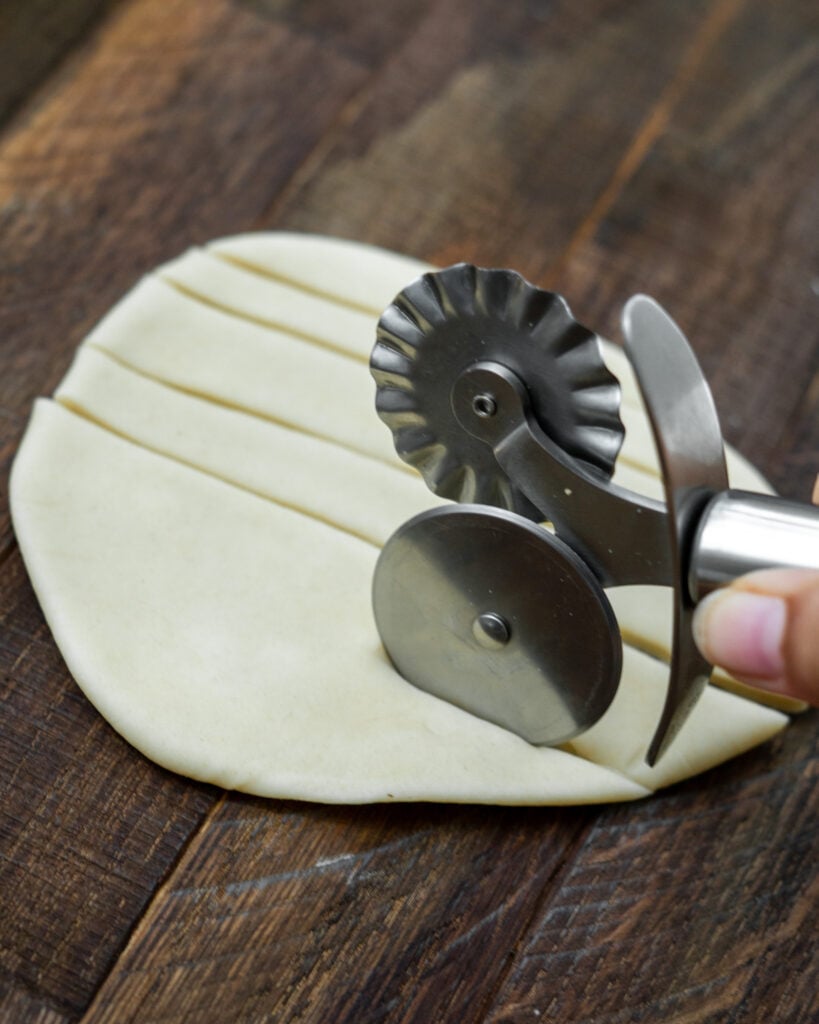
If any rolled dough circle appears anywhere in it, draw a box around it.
[9,233,791,804]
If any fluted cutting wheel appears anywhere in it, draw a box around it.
[371,264,624,519]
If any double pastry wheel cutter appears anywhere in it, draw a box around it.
[369,265,819,765]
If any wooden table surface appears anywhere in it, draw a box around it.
[1,2,817,1021]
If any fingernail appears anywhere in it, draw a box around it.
[693,590,787,680]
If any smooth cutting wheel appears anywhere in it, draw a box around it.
[372,505,623,745]
[371,264,625,519]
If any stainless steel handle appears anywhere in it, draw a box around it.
[690,490,819,601]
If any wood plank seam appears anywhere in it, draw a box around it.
[547,0,748,285]
[0,1,123,138]
[250,0,438,232]
[469,814,597,1023]
[0,537,18,575]
[78,791,229,1022]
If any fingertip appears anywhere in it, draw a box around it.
[693,589,787,683]
[694,576,819,706]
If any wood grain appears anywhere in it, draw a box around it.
[82,800,592,1022]
[269,0,717,275]
[554,0,819,500]
[0,0,117,129]
[486,717,818,1023]
[0,0,816,1021]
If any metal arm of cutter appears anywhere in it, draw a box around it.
[449,360,674,589]
[448,353,711,765]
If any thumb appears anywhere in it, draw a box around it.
[692,568,819,706]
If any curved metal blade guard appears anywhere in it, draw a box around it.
[370,264,819,764]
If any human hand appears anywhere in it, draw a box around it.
[693,569,819,706]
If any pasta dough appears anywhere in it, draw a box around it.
[9,233,790,804]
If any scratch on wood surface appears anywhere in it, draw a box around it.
[313,851,360,870]
[171,828,426,900]
[550,0,748,280]
[171,862,337,898]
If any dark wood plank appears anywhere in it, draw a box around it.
[485,716,818,1023]
[550,0,819,500]
[82,798,591,1022]
[0,987,68,1024]
[780,372,819,492]
[0,0,119,129]
[0,550,217,1021]
[0,412,24,563]
[267,0,715,274]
